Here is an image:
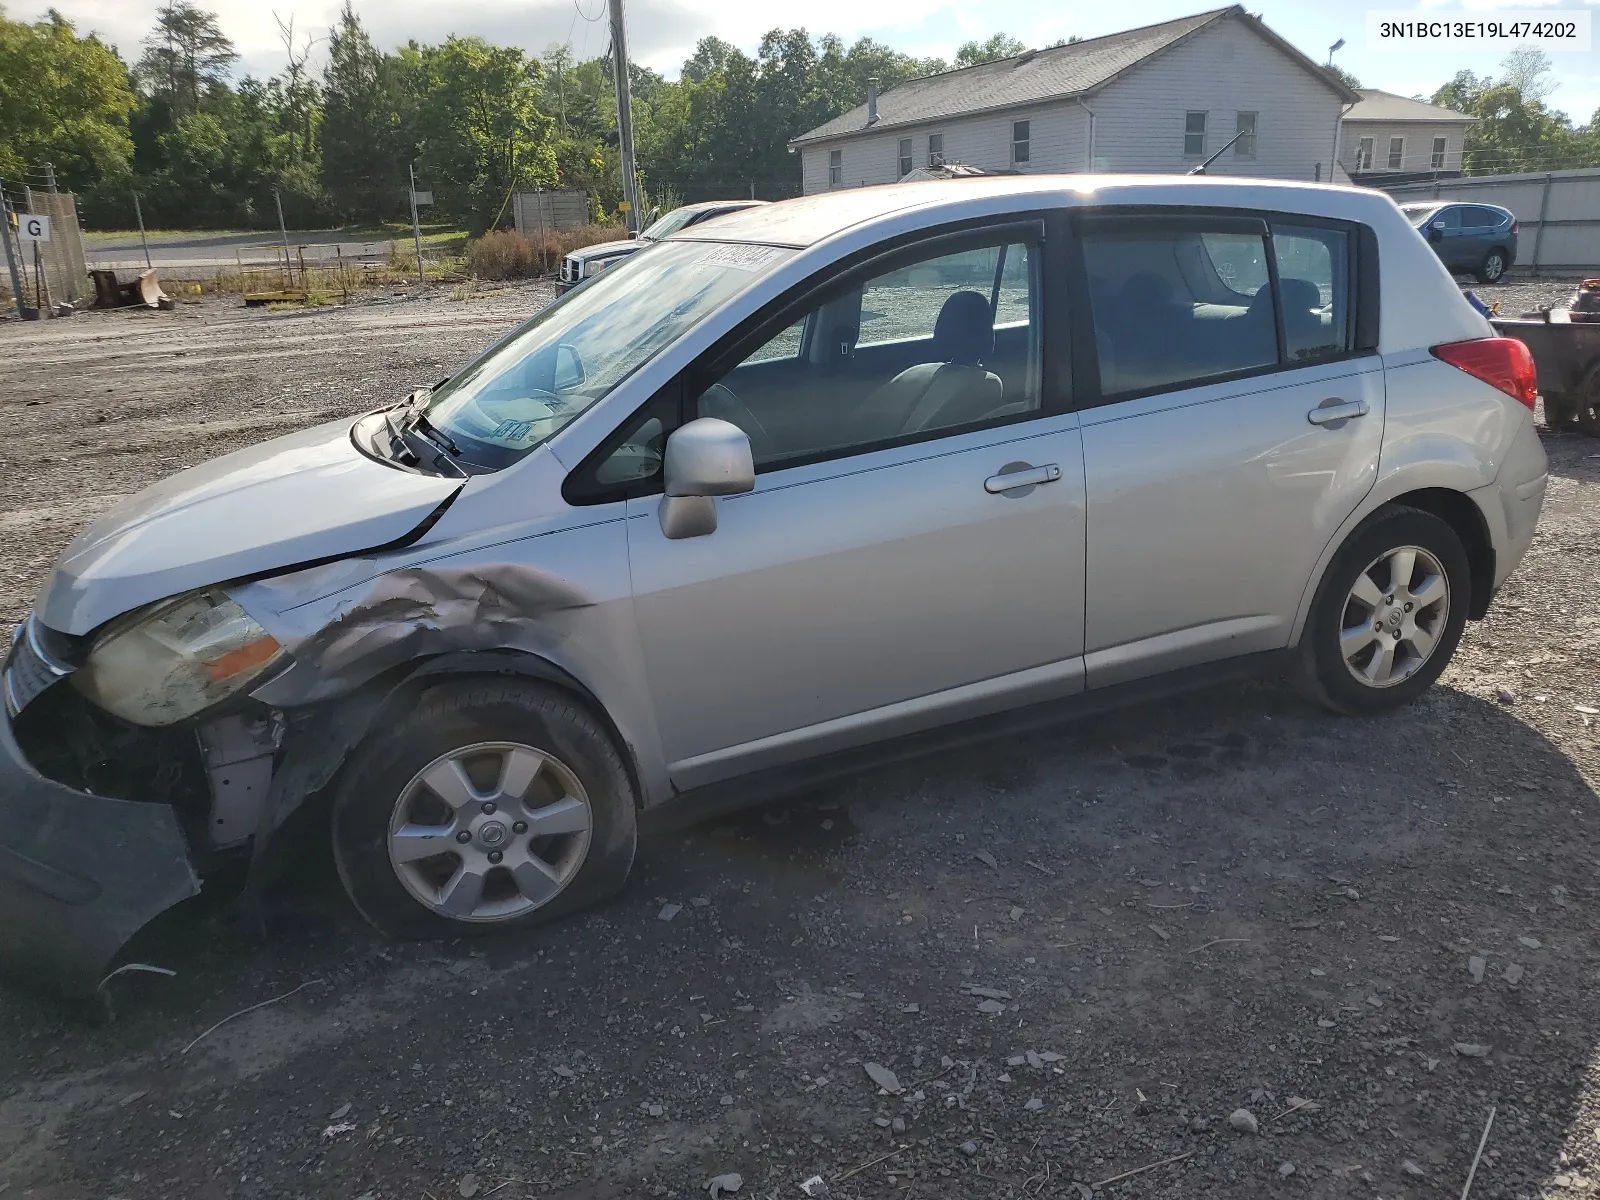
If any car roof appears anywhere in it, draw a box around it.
[668,175,1404,249]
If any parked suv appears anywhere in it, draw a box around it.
[1401,201,1519,283]
[557,199,767,291]
[1,178,1547,999]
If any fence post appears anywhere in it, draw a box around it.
[272,186,292,282]
[133,190,152,268]
[1530,172,1553,277]
[0,185,36,320]
[408,162,424,285]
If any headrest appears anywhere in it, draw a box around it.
[934,290,995,366]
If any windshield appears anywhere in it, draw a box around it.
[422,239,791,470]
[1400,203,1442,226]
[640,206,704,242]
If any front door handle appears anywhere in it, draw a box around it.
[1307,398,1369,426]
[985,461,1062,494]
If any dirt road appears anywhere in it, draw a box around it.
[1,281,1598,1200]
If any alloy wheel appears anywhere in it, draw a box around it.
[387,741,593,922]
[1340,545,1451,688]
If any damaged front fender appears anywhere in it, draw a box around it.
[0,708,199,1000]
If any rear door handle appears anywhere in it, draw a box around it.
[1307,398,1369,426]
[985,462,1062,493]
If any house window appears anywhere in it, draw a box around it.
[1357,136,1374,171]
[1183,111,1207,157]
[1388,136,1404,170]
[898,138,913,177]
[1234,112,1257,159]
[928,133,944,167]
[1431,136,1447,170]
[1011,120,1030,164]
[828,149,842,187]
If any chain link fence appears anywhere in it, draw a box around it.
[1,176,89,315]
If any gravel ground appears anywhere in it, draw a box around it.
[1,278,1598,1200]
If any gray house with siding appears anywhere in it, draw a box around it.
[789,6,1358,193]
[1339,90,1476,186]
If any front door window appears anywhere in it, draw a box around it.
[693,239,1040,469]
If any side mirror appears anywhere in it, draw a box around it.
[555,343,585,391]
[658,418,755,539]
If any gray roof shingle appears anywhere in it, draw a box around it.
[1344,89,1477,124]
[792,6,1345,145]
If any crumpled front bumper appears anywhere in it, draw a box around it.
[0,702,200,999]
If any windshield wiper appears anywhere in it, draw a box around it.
[410,411,461,457]
[379,390,468,478]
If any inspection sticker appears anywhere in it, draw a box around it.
[696,243,787,271]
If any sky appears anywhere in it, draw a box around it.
[25,0,1600,124]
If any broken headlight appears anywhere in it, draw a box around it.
[72,589,283,727]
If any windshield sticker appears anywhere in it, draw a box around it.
[697,243,785,272]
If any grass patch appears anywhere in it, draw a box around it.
[465,225,626,280]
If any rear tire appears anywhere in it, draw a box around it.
[1475,249,1508,284]
[331,679,637,940]
[1575,363,1600,437]
[1543,392,1578,429]
[1296,506,1471,715]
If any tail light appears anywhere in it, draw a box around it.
[1511,220,1520,234]
[1432,337,1537,409]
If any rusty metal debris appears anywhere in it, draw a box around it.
[91,268,174,310]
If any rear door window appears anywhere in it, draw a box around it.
[1082,227,1276,397]
[1079,213,1356,400]
[1464,206,1502,228]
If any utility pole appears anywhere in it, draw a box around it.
[408,162,425,284]
[133,190,152,268]
[607,0,641,235]
[0,185,34,320]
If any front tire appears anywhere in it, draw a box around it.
[1475,249,1508,284]
[332,679,637,940]
[1296,506,1471,715]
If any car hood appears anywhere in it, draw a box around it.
[36,417,462,636]
[568,238,643,263]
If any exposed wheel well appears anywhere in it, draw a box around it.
[386,653,648,808]
[1388,489,1496,618]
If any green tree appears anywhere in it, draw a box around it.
[954,33,1027,68]
[1328,64,1361,91]
[1432,69,1490,114]
[412,37,556,231]
[321,2,413,221]
[135,2,236,116]
[0,6,136,186]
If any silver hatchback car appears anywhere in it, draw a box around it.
[1,177,1548,998]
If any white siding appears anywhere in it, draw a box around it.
[1340,121,1467,175]
[799,104,1088,195]
[1087,18,1344,180]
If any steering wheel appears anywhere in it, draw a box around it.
[700,383,771,457]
